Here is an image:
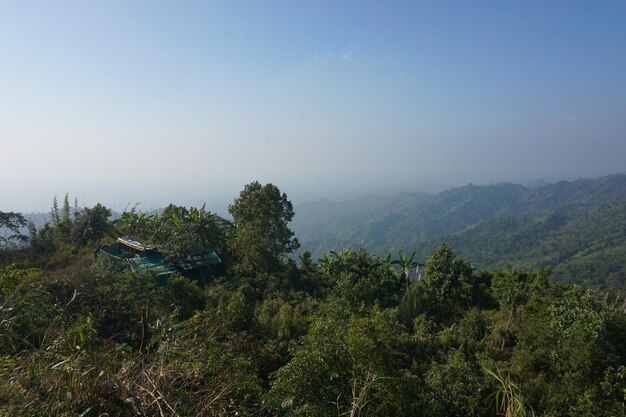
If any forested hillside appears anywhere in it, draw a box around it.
[0,181,625,416]
[293,174,626,289]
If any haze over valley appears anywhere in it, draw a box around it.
[2,2,626,213]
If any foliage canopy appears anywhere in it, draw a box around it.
[0,184,624,416]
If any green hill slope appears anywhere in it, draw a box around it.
[293,174,626,288]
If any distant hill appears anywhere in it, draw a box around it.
[520,179,552,188]
[292,174,626,289]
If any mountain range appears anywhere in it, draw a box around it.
[292,174,626,289]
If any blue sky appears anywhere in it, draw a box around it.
[1,1,625,212]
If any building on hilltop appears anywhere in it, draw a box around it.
[98,236,221,284]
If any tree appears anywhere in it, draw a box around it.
[0,211,28,253]
[420,243,474,325]
[72,203,112,245]
[228,182,299,274]
[58,194,73,242]
[49,195,60,227]
[490,267,549,351]
[161,204,231,259]
[270,307,408,416]
[322,249,401,309]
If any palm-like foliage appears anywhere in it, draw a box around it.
[161,205,232,262]
[391,251,417,285]
[485,367,534,417]
[319,249,353,275]
[115,204,232,262]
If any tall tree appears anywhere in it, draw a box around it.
[420,243,474,325]
[49,195,60,227]
[72,203,112,245]
[61,194,71,225]
[58,194,73,242]
[228,182,299,274]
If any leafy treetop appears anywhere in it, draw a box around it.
[228,181,299,274]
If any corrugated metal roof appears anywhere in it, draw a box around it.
[176,250,222,270]
[117,237,158,251]
[126,254,178,277]
[99,237,222,280]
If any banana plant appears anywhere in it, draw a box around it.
[319,249,353,275]
[373,250,393,269]
[391,251,417,286]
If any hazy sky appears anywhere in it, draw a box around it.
[2,1,625,212]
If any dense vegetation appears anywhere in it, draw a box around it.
[292,174,626,289]
[1,181,625,416]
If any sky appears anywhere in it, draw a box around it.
[1,1,625,212]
